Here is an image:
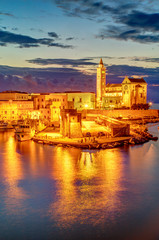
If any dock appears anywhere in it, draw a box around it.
[33,134,131,149]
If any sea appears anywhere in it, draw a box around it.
[0,105,159,240]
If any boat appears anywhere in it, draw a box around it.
[15,122,35,141]
[0,121,13,131]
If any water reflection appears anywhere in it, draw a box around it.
[49,148,124,228]
[0,128,159,240]
[3,135,27,214]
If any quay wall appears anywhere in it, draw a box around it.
[85,109,159,119]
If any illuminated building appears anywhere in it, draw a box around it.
[0,100,33,121]
[50,94,74,122]
[34,92,95,123]
[96,59,147,109]
[0,91,30,101]
[122,76,147,108]
[96,59,106,108]
[34,93,73,123]
[60,109,82,138]
[66,92,95,110]
[103,83,122,109]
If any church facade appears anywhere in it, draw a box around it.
[96,59,147,109]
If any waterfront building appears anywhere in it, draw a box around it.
[0,91,30,101]
[66,92,95,111]
[50,93,71,122]
[60,109,82,138]
[96,59,106,108]
[0,100,33,121]
[122,76,147,108]
[103,83,122,109]
[34,91,95,123]
[96,59,148,109]
[34,93,73,123]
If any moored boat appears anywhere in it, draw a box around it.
[0,121,13,131]
[15,123,35,141]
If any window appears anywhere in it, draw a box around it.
[79,98,82,102]
[72,98,74,102]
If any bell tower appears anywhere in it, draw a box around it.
[96,58,106,108]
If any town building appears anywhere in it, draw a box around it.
[96,59,147,109]
[103,83,122,109]
[96,59,106,108]
[0,91,30,101]
[0,100,33,121]
[122,76,147,108]
[33,92,95,124]
[66,92,95,110]
[60,109,82,138]
[34,93,73,123]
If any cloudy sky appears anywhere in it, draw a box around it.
[0,0,159,101]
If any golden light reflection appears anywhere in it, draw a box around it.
[3,135,27,213]
[16,141,45,176]
[52,147,76,197]
[49,148,124,228]
[78,152,96,179]
[99,149,123,209]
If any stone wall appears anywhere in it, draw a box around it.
[85,109,159,119]
[70,122,83,138]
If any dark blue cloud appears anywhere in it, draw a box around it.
[0,30,73,48]
[53,0,159,44]
[48,32,59,38]
[133,57,159,63]
[65,37,75,41]
[26,58,96,66]
[0,65,95,93]
[0,62,159,101]
[96,25,159,43]
[53,0,136,18]
[0,11,14,17]
[119,11,159,32]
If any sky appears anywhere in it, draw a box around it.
[0,0,159,101]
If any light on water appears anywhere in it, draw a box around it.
[0,127,159,240]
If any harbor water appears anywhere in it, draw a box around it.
[0,125,159,240]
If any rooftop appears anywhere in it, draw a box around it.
[106,83,122,88]
[128,78,147,83]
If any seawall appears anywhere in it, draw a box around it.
[84,109,159,119]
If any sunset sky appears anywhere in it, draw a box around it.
[0,0,159,101]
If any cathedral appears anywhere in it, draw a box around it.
[96,59,147,109]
